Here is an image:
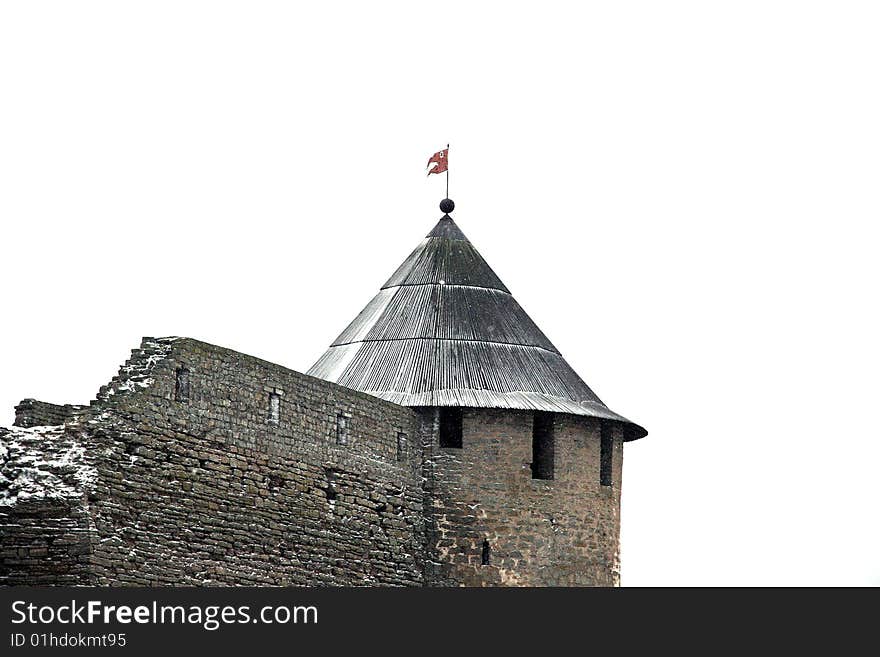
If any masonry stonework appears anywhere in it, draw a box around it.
[14,399,87,429]
[420,409,624,587]
[1,336,632,586]
[0,425,94,585]
[2,338,424,586]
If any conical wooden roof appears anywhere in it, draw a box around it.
[308,213,646,439]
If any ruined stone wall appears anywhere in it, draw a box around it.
[0,425,96,585]
[2,336,629,587]
[13,399,87,429]
[2,337,425,586]
[420,408,625,586]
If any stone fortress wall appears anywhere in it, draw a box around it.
[1,338,424,585]
[1,337,625,586]
[419,408,624,586]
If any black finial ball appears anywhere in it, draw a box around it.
[440,198,455,214]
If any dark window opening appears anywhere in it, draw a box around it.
[438,408,463,448]
[600,422,614,487]
[481,539,491,566]
[531,412,554,480]
[268,392,281,424]
[336,414,349,445]
[323,467,338,502]
[175,368,190,402]
[396,432,407,461]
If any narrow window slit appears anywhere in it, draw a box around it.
[438,408,463,448]
[336,413,349,445]
[531,412,554,480]
[174,368,190,402]
[396,432,407,461]
[268,392,281,424]
[323,468,338,502]
[600,422,614,487]
[481,539,491,566]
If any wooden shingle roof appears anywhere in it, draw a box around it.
[308,213,646,439]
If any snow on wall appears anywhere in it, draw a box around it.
[0,424,97,585]
[0,425,95,507]
[94,336,179,402]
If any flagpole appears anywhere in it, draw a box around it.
[446,143,449,199]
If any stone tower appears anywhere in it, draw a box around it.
[309,201,647,586]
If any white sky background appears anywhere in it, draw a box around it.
[1,2,878,586]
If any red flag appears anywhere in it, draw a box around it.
[427,148,448,176]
